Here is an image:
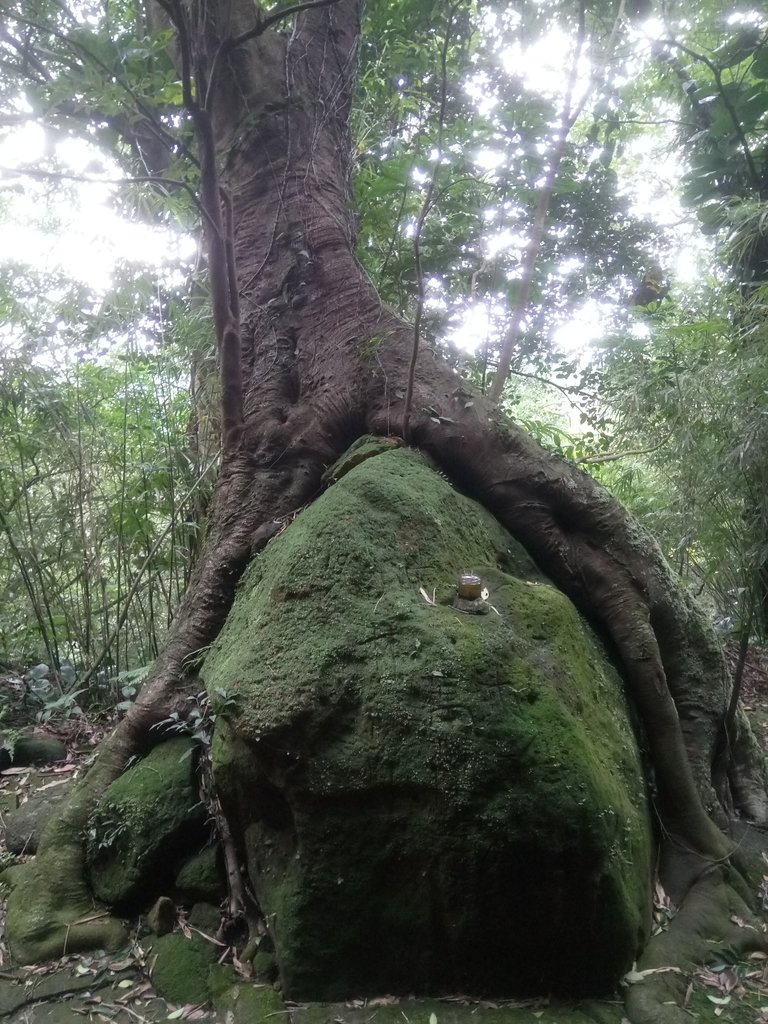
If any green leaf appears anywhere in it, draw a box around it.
[752,49,768,79]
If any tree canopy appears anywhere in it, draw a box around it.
[1,1,767,684]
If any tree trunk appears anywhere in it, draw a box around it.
[6,0,768,1008]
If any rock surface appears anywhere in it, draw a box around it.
[2,775,73,854]
[204,443,652,999]
[0,735,67,772]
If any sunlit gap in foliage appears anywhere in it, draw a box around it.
[0,121,196,302]
[445,3,632,372]
[445,4,713,385]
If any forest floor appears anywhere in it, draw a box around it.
[1,645,768,1023]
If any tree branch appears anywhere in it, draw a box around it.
[0,165,202,212]
[662,37,761,189]
[576,435,672,465]
[229,0,343,49]
[402,4,457,442]
[7,11,196,168]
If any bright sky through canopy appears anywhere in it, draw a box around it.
[0,10,702,365]
[0,122,193,295]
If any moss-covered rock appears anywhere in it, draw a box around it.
[188,901,223,932]
[0,734,67,772]
[148,931,218,1004]
[85,738,207,909]
[290,1000,625,1024]
[175,843,225,903]
[203,444,653,1000]
[212,980,285,1023]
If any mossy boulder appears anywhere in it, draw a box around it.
[85,738,207,909]
[203,443,653,999]
[0,734,67,772]
[175,844,225,903]
[148,931,218,1004]
[211,979,285,1023]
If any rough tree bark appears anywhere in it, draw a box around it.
[6,0,768,1013]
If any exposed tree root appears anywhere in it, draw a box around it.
[626,865,768,1024]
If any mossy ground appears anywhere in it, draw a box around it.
[147,931,218,1004]
[204,445,653,1000]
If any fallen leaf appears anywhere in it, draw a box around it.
[180,1004,207,1019]
[37,778,71,791]
[116,981,153,1003]
[731,914,758,931]
[107,958,135,971]
[623,966,683,985]
[697,970,724,988]
[720,968,740,993]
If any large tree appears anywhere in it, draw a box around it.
[2,0,768,1017]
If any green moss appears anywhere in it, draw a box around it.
[291,1000,625,1024]
[208,963,239,999]
[175,844,224,903]
[212,982,285,1023]
[9,735,67,767]
[322,434,403,484]
[203,446,652,1000]
[86,738,206,908]
[4,840,127,962]
[252,950,279,981]
[149,931,217,1004]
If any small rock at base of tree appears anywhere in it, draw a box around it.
[146,896,177,936]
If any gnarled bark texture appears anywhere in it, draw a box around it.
[5,0,768,1013]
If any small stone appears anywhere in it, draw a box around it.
[147,896,177,936]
